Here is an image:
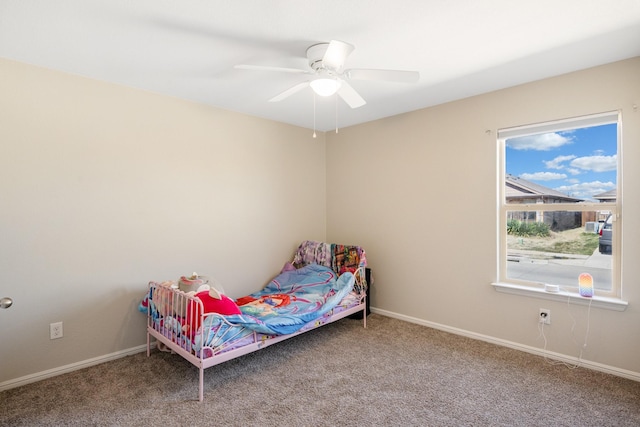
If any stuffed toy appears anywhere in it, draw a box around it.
[179,272,207,293]
[183,283,241,337]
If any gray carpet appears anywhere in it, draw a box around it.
[2,314,639,426]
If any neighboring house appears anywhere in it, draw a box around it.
[593,189,617,223]
[505,174,583,204]
[594,189,617,203]
[505,174,584,231]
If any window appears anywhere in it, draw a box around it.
[497,112,621,300]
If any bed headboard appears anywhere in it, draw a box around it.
[291,240,367,276]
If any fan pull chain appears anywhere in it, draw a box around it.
[335,92,339,134]
[312,92,317,138]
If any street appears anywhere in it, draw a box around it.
[507,249,612,291]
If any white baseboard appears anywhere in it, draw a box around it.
[0,344,151,392]
[4,311,639,393]
[370,307,640,382]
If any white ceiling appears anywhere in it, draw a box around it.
[2,0,640,131]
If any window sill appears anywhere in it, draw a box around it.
[491,282,628,311]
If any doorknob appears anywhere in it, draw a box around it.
[1,297,13,309]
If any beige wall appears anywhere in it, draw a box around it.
[2,55,639,388]
[0,59,327,384]
[326,57,640,375]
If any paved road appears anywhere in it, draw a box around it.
[507,248,612,290]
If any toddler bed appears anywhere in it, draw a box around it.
[140,241,368,401]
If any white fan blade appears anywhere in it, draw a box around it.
[269,82,309,102]
[235,64,308,74]
[346,69,420,83]
[338,81,366,109]
[323,40,355,71]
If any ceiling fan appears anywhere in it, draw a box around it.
[235,40,419,108]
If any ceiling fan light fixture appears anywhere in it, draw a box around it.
[310,78,340,97]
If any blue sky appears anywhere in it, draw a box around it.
[506,123,617,201]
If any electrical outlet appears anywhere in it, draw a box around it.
[50,322,63,339]
[539,309,550,325]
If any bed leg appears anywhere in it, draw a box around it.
[363,295,367,328]
[199,366,204,402]
[146,331,150,357]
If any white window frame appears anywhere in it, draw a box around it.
[493,111,627,311]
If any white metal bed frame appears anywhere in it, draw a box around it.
[146,267,367,402]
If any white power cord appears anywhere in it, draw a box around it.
[537,289,593,369]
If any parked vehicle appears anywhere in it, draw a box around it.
[599,214,613,254]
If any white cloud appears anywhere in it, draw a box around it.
[544,155,576,169]
[506,132,573,151]
[570,154,617,172]
[566,168,582,175]
[520,172,567,181]
[554,181,616,199]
